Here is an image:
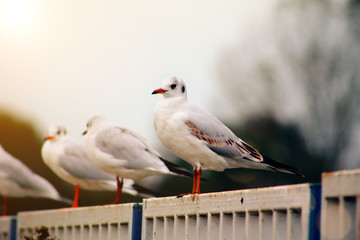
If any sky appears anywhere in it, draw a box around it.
[0,0,277,145]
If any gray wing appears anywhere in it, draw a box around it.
[0,160,39,190]
[59,140,114,181]
[0,149,56,193]
[185,105,263,162]
[95,126,167,170]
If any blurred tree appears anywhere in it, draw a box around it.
[216,0,360,173]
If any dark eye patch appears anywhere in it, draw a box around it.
[182,86,185,93]
[170,83,177,89]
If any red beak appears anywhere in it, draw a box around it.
[152,88,166,94]
[44,136,53,141]
[82,130,88,135]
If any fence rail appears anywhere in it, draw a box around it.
[0,169,359,239]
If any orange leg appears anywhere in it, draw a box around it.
[2,195,7,216]
[72,185,79,208]
[191,168,202,194]
[195,168,202,194]
[192,169,198,194]
[114,177,123,204]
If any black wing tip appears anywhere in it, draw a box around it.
[159,157,193,178]
[291,170,305,178]
[159,157,209,182]
[132,183,162,197]
[262,154,305,178]
[58,196,73,205]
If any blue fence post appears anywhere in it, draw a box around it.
[132,203,143,240]
[9,216,17,240]
[309,184,321,240]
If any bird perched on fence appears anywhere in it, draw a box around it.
[42,125,152,207]
[0,144,71,216]
[152,76,304,194]
[83,115,193,202]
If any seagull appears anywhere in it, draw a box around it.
[0,144,71,216]
[152,76,304,194]
[83,115,193,202]
[41,125,151,207]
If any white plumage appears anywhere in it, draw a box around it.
[83,115,192,200]
[152,76,303,194]
[0,144,70,214]
[83,116,178,180]
[41,125,142,206]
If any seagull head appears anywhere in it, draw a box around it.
[152,76,187,99]
[83,115,108,135]
[45,125,67,141]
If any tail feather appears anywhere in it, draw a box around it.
[159,157,208,182]
[54,195,72,205]
[262,155,304,177]
[131,183,162,198]
[159,157,194,178]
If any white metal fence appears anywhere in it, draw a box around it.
[321,169,360,240]
[142,183,321,240]
[17,203,142,240]
[1,169,360,239]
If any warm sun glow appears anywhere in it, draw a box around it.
[1,0,36,31]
